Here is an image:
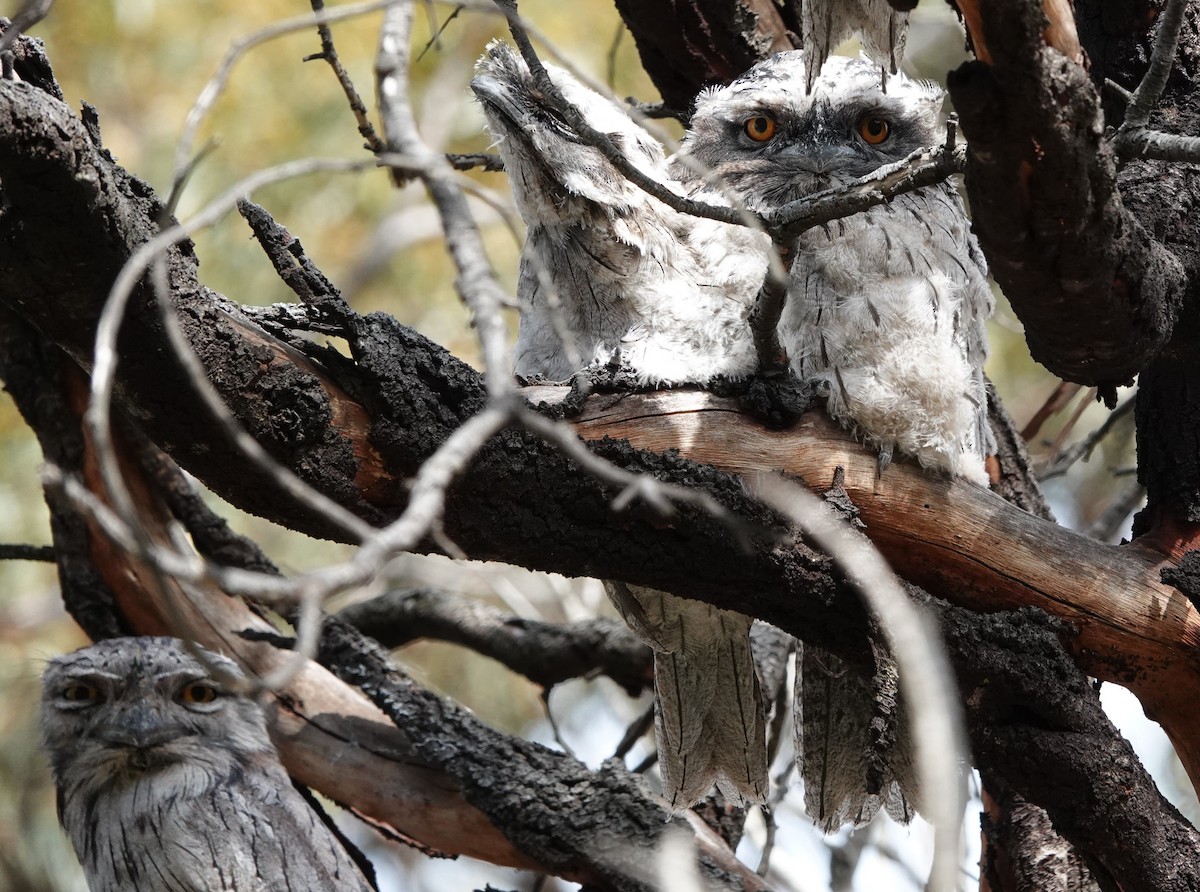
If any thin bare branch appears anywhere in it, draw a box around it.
[0,543,54,561]
[1124,0,1188,128]
[307,0,386,153]
[172,0,397,198]
[1041,396,1135,481]
[0,0,53,56]
[336,587,653,694]
[445,151,504,171]
[376,1,512,393]
[766,123,967,243]
[88,157,383,554]
[748,474,968,892]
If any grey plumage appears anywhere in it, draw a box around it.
[682,51,994,484]
[473,41,770,808]
[679,51,993,825]
[40,637,375,892]
[472,40,768,386]
[800,0,909,92]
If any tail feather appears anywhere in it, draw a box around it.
[605,582,768,808]
[795,643,917,830]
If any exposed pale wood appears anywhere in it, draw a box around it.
[66,368,536,870]
[528,386,1200,791]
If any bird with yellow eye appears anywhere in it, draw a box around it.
[741,111,892,145]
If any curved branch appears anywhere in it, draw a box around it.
[947,0,1184,388]
[3,54,1199,891]
[336,588,653,696]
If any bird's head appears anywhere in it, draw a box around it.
[471,41,669,226]
[680,52,944,207]
[41,637,274,794]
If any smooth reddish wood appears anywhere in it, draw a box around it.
[541,387,1200,793]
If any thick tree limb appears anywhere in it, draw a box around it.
[336,588,654,696]
[947,0,1185,389]
[3,36,1200,892]
[1074,0,1200,531]
[0,311,765,892]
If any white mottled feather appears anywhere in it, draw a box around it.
[41,637,375,892]
[682,52,994,483]
[474,42,770,808]
[679,51,994,827]
[473,41,768,386]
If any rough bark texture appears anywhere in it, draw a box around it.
[1074,0,1200,530]
[947,0,1183,390]
[336,589,654,696]
[611,0,796,112]
[981,781,1105,892]
[4,6,1200,890]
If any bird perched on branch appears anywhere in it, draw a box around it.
[471,40,769,387]
[682,51,994,486]
[679,51,994,827]
[473,41,771,808]
[41,637,377,892]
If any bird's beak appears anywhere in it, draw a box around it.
[98,705,177,750]
[470,74,530,133]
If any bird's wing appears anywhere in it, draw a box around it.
[801,0,909,92]
[606,583,769,808]
[795,643,916,831]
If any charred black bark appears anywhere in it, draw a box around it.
[2,25,1199,892]
[947,0,1184,390]
[1074,0,1200,530]
[0,308,126,641]
[610,0,794,111]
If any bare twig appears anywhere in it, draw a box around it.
[613,702,656,759]
[766,122,967,244]
[0,0,53,56]
[445,151,504,171]
[1123,0,1187,128]
[0,543,55,561]
[517,408,758,549]
[749,246,791,373]
[625,98,689,123]
[541,688,578,757]
[1040,396,1135,480]
[494,0,746,227]
[376,1,512,393]
[1042,386,1098,466]
[306,0,386,153]
[88,157,383,556]
[748,474,967,892]
[1021,380,1083,442]
[1086,481,1147,543]
[1112,0,1200,162]
[335,587,653,695]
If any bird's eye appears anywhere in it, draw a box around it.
[60,683,101,705]
[743,115,777,142]
[178,682,220,707]
[543,106,569,129]
[857,116,891,145]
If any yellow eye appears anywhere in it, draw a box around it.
[61,683,101,704]
[857,116,890,145]
[178,682,219,706]
[743,115,777,142]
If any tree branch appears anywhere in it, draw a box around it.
[3,35,1200,891]
[947,0,1185,389]
[336,588,654,696]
